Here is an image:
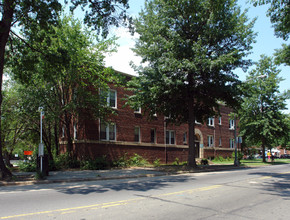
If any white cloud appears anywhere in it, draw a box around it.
[105,27,142,76]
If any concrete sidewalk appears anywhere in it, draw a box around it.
[0,165,246,187]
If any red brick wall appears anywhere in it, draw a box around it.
[60,78,240,162]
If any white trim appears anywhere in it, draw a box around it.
[100,121,116,141]
[166,130,175,145]
[208,117,214,127]
[207,135,214,147]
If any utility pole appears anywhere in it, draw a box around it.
[38,107,44,174]
[234,114,239,166]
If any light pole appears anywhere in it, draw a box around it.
[257,74,267,162]
[38,107,44,174]
[234,114,240,166]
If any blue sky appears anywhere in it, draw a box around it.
[104,0,289,113]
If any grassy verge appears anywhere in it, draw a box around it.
[212,158,290,167]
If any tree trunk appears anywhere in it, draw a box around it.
[64,111,73,158]
[54,120,59,155]
[187,73,197,167]
[0,0,15,180]
[262,137,266,163]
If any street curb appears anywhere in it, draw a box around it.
[0,166,250,187]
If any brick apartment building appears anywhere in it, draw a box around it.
[60,72,239,164]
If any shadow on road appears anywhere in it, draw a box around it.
[248,171,290,199]
[56,175,195,195]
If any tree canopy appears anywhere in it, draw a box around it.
[238,55,289,162]
[0,0,131,180]
[128,0,256,166]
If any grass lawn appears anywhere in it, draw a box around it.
[212,158,290,167]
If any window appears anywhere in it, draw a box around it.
[229,119,235,130]
[218,116,222,125]
[208,135,214,147]
[73,123,77,140]
[166,130,175,145]
[229,138,235,148]
[100,121,116,141]
[62,125,65,138]
[134,107,141,114]
[208,117,214,126]
[183,132,187,144]
[100,89,117,108]
[134,127,140,142]
[219,137,222,146]
[151,129,156,143]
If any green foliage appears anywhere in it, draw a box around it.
[129,154,148,166]
[274,44,290,66]
[172,158,180,166]
[238,55,289,153]
[80,156,109,170]
[113,153,131,168]
[69,0,132,38]
[113,153,148,167]
[18,160,37,172]
[251,0,289,40]
[200,159,209,165]
[128,0,256,167]
[232,151,244,161]
[153,158,161,167]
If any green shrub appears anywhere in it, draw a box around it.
[129,154,148,166]
[18,160,37,172]
[172,158,180,165]
[113,153,130,168]
[232,151,243,161]
[201,159,209,165]
[212,156,225,162]
[153,158,161,167]
[80,156,109,170]
[113,153,148,167]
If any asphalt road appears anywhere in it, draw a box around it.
[0,164,290,220]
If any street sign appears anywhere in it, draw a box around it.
[38,143,44,156]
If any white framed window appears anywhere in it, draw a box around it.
[183,132,187,144]
[229,119,235,130]
[166,130,175,145]
[208,117,214,126]
[229,138,235,148]
[208,135,214,147]
[134,126,141,142]
[151,128,156,144]
[73,123,77,140]
[218,116,222,125]
[100,89,117,108]
[100,121,116,141]
[219,137,222,146]
[62,125,65,138]
[134,107,141,114]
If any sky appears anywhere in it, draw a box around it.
[104,0,290,113]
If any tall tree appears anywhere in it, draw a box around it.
[238,55,289,162]
[0,0,131,180]
[9,15,122,160]
[128,0,256,167]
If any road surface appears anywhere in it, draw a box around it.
[0,164,289,219]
